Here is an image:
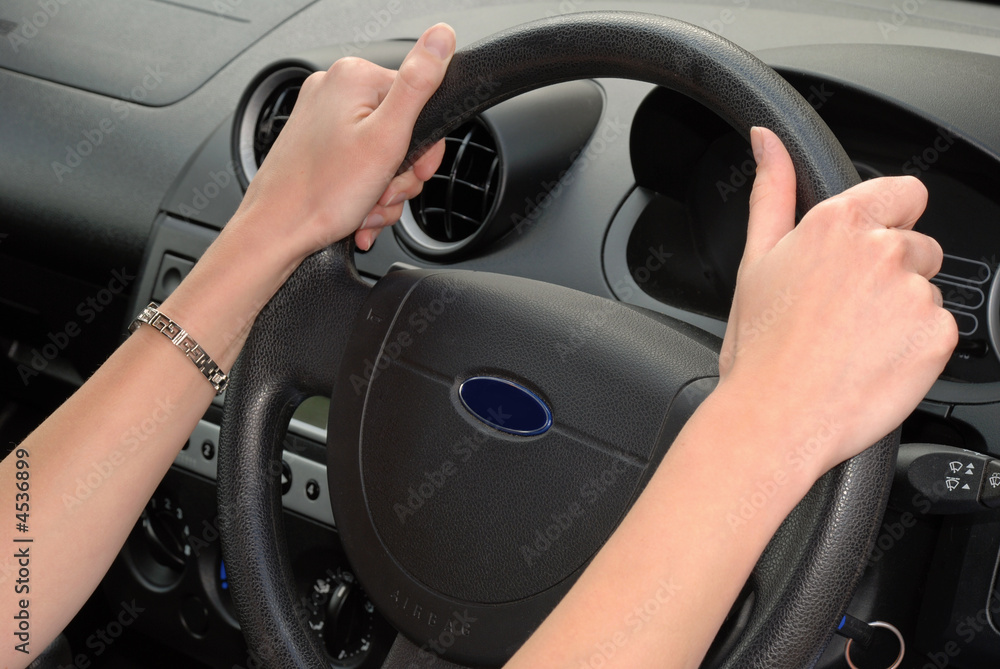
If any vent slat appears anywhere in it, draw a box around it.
[410,120,500,246]
[252,78,305,169]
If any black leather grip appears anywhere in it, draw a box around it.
[219,11,897,669]
[218,242,369,668]
[406,11,860,211]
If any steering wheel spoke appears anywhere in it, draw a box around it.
[218,12,898,669]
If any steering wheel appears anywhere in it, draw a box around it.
[217,11,898,669]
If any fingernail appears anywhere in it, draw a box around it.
[361,213,384,230]
[385,192,407,207]
[750,127,766,165]
[424,24,453,60]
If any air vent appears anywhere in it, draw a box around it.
[396,120,502,259]
[234,66,311,188]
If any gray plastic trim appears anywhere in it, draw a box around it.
[602,187,728,338]
[989,265,1000,369]
[176,419,335,528]
[236,66,312,185]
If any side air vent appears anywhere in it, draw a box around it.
[233,65,311,188]
[396,120,502,259]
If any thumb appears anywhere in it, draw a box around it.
[376,23,456,133]
[743,127,797,263]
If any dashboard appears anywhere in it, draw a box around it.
[3,1,1000,668]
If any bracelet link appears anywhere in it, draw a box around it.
[129,302,229,395]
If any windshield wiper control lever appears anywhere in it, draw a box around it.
[892,443,1000,514]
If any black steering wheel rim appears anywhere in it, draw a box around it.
[218,11,898,669]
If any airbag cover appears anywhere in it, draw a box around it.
[327,269,719,663]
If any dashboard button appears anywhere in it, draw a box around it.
[179,596,209,637]
[981,460,1000,509]
[201,440,215,460]
[306,479,320,501]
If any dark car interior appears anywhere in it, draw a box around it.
[3,1,1000,667]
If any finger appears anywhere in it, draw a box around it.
[379,170,426,207]
[355,227,381,252]
[361,202,406,231]
[834,175,929,231]
[744,127,797,264]
[321,57,395,115]
[870,228,943,279]
[356,204,403,250]
[375,24,456,135]
[931,282,944,308]
[412,138,446,181]
[910,230,943,279]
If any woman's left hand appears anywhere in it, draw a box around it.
[234,23,456,256]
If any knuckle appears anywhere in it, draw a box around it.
[814,196,867,233]
[932,309,960,358]
[300,71,325,94]
[329,56,364,74]
[396,57,437,94]
[924,234,944,274]
[877,230,909,264]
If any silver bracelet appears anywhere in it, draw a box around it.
[128,302,229,395]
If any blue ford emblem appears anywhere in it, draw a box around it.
[458,376,552,436]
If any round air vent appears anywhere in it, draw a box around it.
[234,65,311,188]
[396,119,502,259]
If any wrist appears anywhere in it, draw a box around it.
[673,380,836,519]
[156,216,303,370]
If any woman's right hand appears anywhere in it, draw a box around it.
[717,126,958,481]
[230,23,456,259]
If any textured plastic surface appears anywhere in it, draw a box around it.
[326,269,719,664]
[217,12,898,669]
[0,0,313,106]
[218,242,369,668]
[404,11,859,215]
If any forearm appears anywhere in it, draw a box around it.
[506,382,821,669]
[0,212,298,666]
